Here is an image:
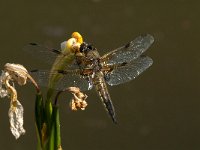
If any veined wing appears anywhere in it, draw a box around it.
[23,42,67,64]
[30,69,92,91]
[101,34,154,65]
[105,55,153,86]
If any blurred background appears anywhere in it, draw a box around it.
[0,0,199,150]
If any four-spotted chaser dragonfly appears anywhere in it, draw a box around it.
[25,34,154,123]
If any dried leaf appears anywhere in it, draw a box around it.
[0,71,9,98]
[8,100,25,139]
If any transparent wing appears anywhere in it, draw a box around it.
[23,43,64,64]
[105,55,153,86]
[30,70,92,91]
[101,34,154,65]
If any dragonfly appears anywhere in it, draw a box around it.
[26,34,154,123]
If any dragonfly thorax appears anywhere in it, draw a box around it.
[78,42,102,73]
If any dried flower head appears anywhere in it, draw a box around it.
[4,63,39,90]
[68,87,88,111]
[0,63,39,139]
[4,63,29,85]
[55,87,88,111]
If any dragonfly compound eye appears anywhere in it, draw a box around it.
[80,42,88,53]
[80,42,96,53]
[87,44,95,50]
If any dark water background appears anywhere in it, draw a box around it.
[0,0,199,150]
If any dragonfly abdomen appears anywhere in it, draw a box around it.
[93,72,117,124]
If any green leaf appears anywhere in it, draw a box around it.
[44,99,53,130]
[53,105,62,150]
[47,105,62,150]
[35,92,44,148]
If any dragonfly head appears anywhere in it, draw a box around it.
[80,42,96,54]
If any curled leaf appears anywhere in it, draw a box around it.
[4,63,28,85]
[4,63,39,91]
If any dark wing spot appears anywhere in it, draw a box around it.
[29,43,37,46]
[125,42,131,49]
[121,62,128,66]
[52,49,61,54]
[57,70,65,74]
[30,69,38,72]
